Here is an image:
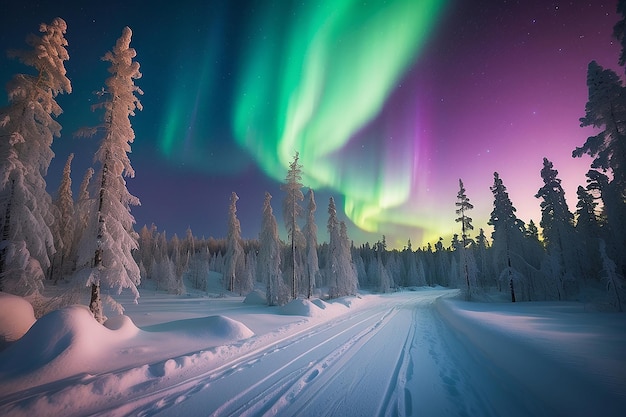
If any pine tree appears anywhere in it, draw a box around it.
[327,197,357,298]
[575,185,602,281]
[51,153,75,282]
[613,0,626,69]
[574,61,626,272]
[169,234,187,295]
[224,192,244,294]
[303,188,320,298]
[535,157,579,299]
[137,224,157,280]
[75,27,143,323]
[0,18,71,295]
[599,239,625,311]
[455,179,475,299]
[474,228,492,288]
[489,172,526,302]
[72,167,94,272]
[258,192,286,306]
[281,152,304,299]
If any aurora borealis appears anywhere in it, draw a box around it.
[0,1,621,248]
[232,0,444,240]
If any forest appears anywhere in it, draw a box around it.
[1,8,625,324]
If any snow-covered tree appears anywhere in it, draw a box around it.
[613,0,626,70]
[575,61,626,191]
[137,224,157,280]
[169,234,186,295]
[282,152,305,299]
[575,185,602,281]
[224,192,245,294]
[186,247,210,291]
[455,179,475,299]
[72,167,94,272]
[50,153,75,282]
[258,192,286,306]
[303,188,320,298]
[489,172,527,302]
[455,179,475,247]
[574,61,626,273]
[74,27,143,323]
[474,228,492,288]
[327,197,357,298]
[599,239,625,311]
[0,18,71,295]
[535,157,579,299]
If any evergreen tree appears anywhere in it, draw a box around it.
[169,234,187,295]
[258,192,286,306]
[455,179,475,299]
[575,185,602,281]
[0,18,71,295]
[613,0,626,69]
[535,157,579,298]
[455,179,475,247]
[303,188,320,298]
[75,27,142,323]
[327,198,357,298]
[474,228,492,288]
[51,153,75,282]
[489,172,526,302]
[281,152,304,299]
[599,239,625,311]
[186,247,210,291]
[72,167,94,272]
[224,192,245,294]
[574,61,626,272]
[137,224,157,280]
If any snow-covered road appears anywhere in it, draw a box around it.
[99,290,549,417]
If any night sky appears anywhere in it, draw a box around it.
[0,1,620,248]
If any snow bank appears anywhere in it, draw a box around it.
[243,289,267,305]
[0,305,137,388]
[436,298,626,417]
[279,296,365,317]
[0,292,35,349]
[280,298,325,317]
[141,315,254,342]
[0,305,254,396]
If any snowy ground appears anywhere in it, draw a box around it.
[1,285,625,417]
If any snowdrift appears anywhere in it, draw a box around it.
[279,296,364,317]
[0,304,254,396]
[0,292,35,350]
[243,289,267,305]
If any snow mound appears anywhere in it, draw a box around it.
[0,292,35,349]
[0,305,139,384]
[243,290,267,305]
[141,315,254,342]
[104,314,141,337]
[279,298,325,317]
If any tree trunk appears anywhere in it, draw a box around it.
[0,179,16,290]
[90,281,104,323]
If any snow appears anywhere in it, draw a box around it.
[0,292,35,349]
[243,289,267,305]
[0,287,625,416]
